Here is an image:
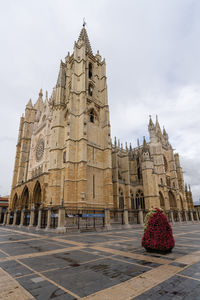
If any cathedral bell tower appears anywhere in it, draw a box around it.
[49,24,113,209]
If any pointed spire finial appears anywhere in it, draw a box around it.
[163,126,167,136]
[26,98,33,108]
[39,88,43,98]
[137,138,140,147]
[78,22,93,54]
[129,142,132,151]
[83,18,86,27]
[149,115,154,127]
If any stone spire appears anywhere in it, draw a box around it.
[148,115,154,128]
[26,99,33,109]
[155,115,162,139]
[34,89,44,110]
[45,91,48,105]
[142,136,149,153]
[56,60,66,88]
[78,24,93,54]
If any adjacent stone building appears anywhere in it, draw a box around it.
[7,25,195,229]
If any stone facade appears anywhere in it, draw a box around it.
[8,25,194,226]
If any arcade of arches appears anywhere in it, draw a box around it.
[12,181,42,211]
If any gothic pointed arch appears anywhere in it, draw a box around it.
[12,193,18,210]
[135,189,145,209]
[159,191,165,209]
[33,181,42,209]
[88,107,98,124]
[168,190,177,209]
[21,186,29,209]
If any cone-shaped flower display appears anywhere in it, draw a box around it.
[142,208,175,252]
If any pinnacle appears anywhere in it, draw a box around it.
[39,88,43,98]
[34,88,44,110]
[26,98,33,108]
[163,126,167,136]
[56,61,66,88]
[78,25,93,54]
[148,115,154,127]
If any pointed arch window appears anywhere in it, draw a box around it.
[89,63,93,79]
[88,83,93,96]
[89,108,95,123]
[135,190,145,209]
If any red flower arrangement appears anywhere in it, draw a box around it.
[142,208,175,252]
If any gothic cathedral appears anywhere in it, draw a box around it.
[9,25,194,227]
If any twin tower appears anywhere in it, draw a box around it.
[10,25,193,214]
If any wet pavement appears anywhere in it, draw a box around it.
[0,223,200,299]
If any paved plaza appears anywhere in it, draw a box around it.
[0,224,200,299]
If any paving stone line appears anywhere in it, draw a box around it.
[91,246,170,265]
[81,264,182,300]
[0,267,35,300]
[0,237,46,245]
[16,259,80,299]
[177,273,200,282]
[0,246,84,262]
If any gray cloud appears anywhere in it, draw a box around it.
[0,0,200,201]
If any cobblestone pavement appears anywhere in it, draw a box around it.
[0,223,200,300]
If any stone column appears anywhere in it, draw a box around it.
[170,211,175,225]
[178,211,182,224]
[196,210,200,222]
[29,209,35,227]
[138,209,144,225]
[19,210,24,227]
[3,211,7,225]
[36,209,42,229]
[104,208,111,230]
[12,211,17,226]
[6,211,10,225]
[57,207,66,233]
[190,210,194,223]
[184,210,188,223]
[123,209,130,228]
[46,208,52,230]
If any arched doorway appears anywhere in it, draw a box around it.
[168,191,177,209]
[119,188,124,209]
[136,190,145,209]
[159,192,165,209]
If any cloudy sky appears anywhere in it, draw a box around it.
[0,0,200,202]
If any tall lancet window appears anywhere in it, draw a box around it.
[89,63,93,79]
